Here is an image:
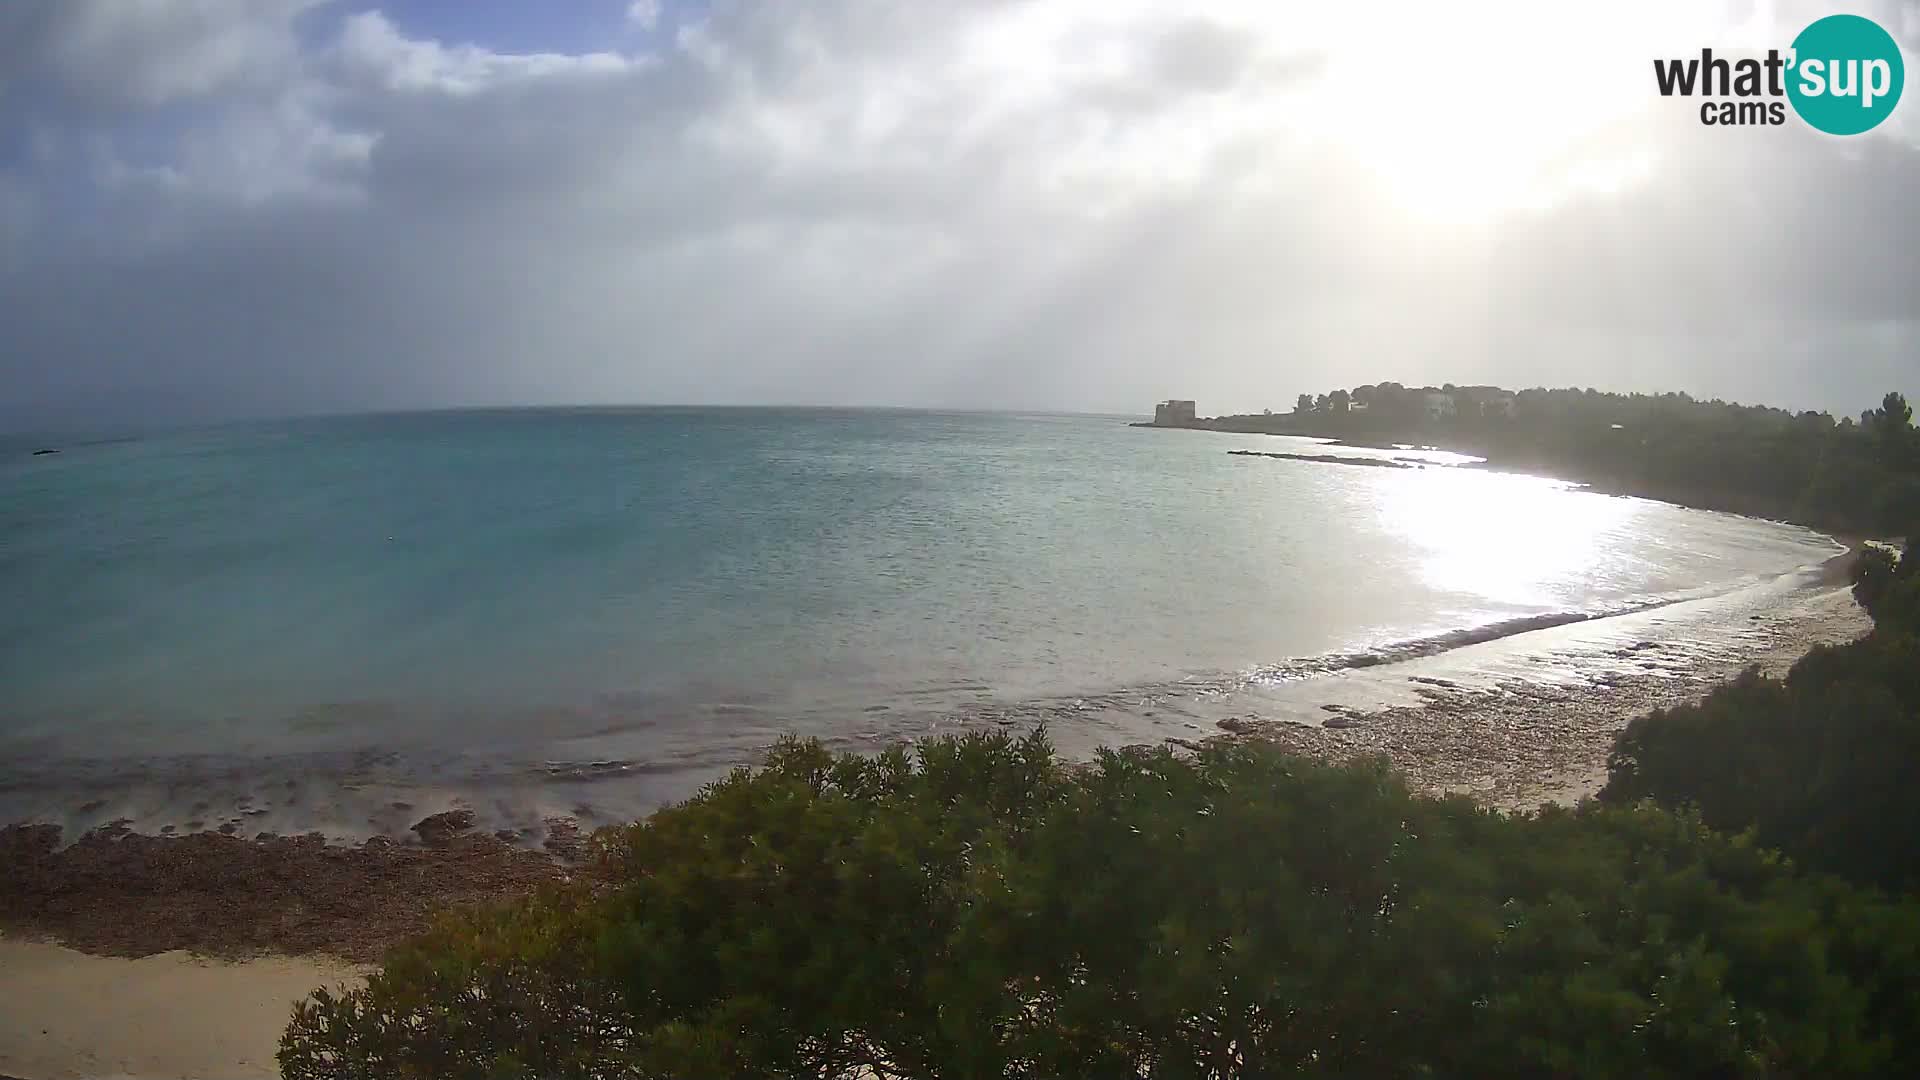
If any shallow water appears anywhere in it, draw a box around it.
[0,408,1842,835]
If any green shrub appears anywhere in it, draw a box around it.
[1604,542,1920,893]
[284,733,1920,1078]
[1852,539,1920,634]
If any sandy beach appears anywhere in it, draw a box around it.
[1196,556,1872,811]
[1219,579,1870,809]
[0,821,585,1079]
[0,814,588,1078]
[0,938,364,1080]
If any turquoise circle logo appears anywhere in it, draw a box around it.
[1787,14,1904,135]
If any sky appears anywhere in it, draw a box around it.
[0,0,1916,431]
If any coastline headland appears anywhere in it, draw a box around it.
[1133,385,1920,540]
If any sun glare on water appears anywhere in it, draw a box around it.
[1376,469,1640,609]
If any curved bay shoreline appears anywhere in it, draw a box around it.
[0,540,1878,1079]
[0,546,1873,965]
[1206,576,1869,812]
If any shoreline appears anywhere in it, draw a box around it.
[0,814,584,964]
[0,549,1873,1080]
[0,527,1846,852]
[1137,418,1896,544]
[0,549,1869,961]
[1204,551,1869,811]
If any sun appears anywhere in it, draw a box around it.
[1279,0,1746,222]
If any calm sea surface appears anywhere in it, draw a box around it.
[0,409,1839,832]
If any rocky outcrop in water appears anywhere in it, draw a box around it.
[1227,449,1415,469]
[411,809,477,846]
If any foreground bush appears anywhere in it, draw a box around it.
[283,732,1920,1078]
[1603,542,1920,892]
[1852,538,1920,635]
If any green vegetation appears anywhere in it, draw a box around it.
[284,725,1920,1078]
[1603,541,1920,893]
[1214,385,1920,537]
[1852,538,1920,633]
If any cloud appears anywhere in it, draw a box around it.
[1,0,323,110]
[626,1,661,32]
[333,12,638,97]
[1,0,1916,431]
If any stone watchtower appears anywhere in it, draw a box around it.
[1154,400,1196,426]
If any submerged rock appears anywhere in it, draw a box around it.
[542,818,585,861]
[411,809,476,846]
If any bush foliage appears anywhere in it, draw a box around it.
[284,729,1920,1078]
[1851,539,1920,634]
[1603,541,1920,893]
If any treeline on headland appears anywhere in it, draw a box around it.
[1173,383,1920,538]
[281,554,1920,1075]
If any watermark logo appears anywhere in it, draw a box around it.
[1653,13,1904,134]
[1788,14,1904,134]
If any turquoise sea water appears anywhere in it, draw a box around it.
[0,409,1839,831]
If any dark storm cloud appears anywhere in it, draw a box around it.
[0,0,1915,432]
[0,0,321,112]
